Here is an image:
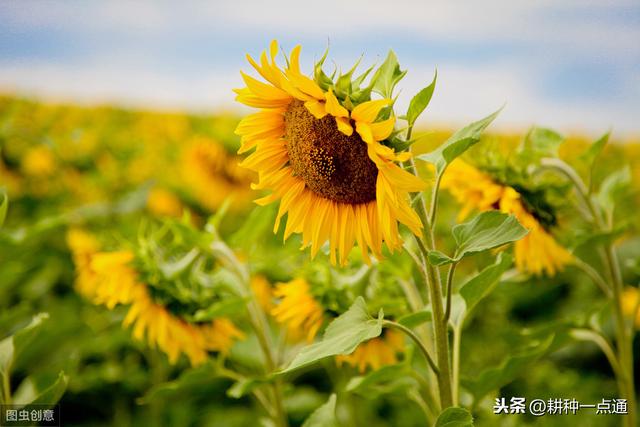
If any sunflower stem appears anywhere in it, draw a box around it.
[406,152,454,410]
[443,262,458,322]
[538,158,636,427]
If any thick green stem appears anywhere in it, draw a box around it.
[452,324,462,406]
[443,262,458,322]
[407,153,454,410]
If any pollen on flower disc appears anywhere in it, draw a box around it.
[284,100,377,204]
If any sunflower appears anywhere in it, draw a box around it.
[441,159,573,276]
[336,329,404,373]
[181,137,254,212]
[271,278,324,342]
[67,233,244,366]
[235,41,425,266]
[146,187,184,218]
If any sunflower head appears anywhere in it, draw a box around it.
[235,41,426,266]
[67,222,245,366]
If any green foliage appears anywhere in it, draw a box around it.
[462,335,554,401]
[597,166,631,217]
[418,107,502,174]
[371,51,407,99]
[280,297,383,374]
[428,211,527,265]
[406,70,437,127]
[434,407,474,427]
[518,127,564,164]
[302,394,338,427]
[346,364,418,399]
[0,191,7,228]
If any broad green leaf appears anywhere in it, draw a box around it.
[435,407,474,427]
[139,362,219,403]
[459,253,513,316]
[0,191,7,228]
[226,377,266,399]
[597,166,631,216]
[417,107,502,174]
[427,250,454,266]
[398,309,432,328]
[462,335,553,400]
[519,127,564,164]
[406,70,437,126]
[371,50,406,99]
[280,297,383,374]
[0,313,49,375]
[302,394,338,427]
[190,297,249,322]
[580,131,609,167]
[346,364,417,399]
[452,212,527,261]
[14,372,69,407]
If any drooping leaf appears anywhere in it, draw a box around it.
[434,407,474,427]
[452,212,527,261]
[459,253,513,317]
[406,69,437,126]
[302,394,338,427]
[427,250,455,266]
[14,372,69,407]
[346,364,417,399]
[0,313,49,375]
[462,335,553,400]
[597,166,631,216]
[280,297,383,374]
[371,50,406,99]
[417,107,502,174]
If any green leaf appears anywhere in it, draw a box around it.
[462,335,553,400]
[0,191,7,228]
[519,127,564,164]
[597,166,631,216]
[406,69,437,126]
[13,372,69,407]
[417,107,502,174]
[0,313,49,375]
[346,364,417,399]
[226,377,266,399]
[279,297,383,374]
[580,131,609,167]
[139,361,219,404]
[434,407,474,427]
[427,250,454,266]
[190,297,249,322]
[302,394,338,427]
[459,253,513,317]
[371,50,406,99]
[398,309,432,328]
[452,211,527,261]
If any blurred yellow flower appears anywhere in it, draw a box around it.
[336,329,404,373]
[441,160,572,276]
[147,187,184,217]
[271,278,324,342]
[181,137,254,212]
[68,243,244,365]
[235,40,425,266]
[21,145,56,177]
[621,287,640,328]
[251,275,273,311]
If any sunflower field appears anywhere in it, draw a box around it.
[1,43,640,427]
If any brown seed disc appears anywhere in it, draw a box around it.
[284,100,378,204]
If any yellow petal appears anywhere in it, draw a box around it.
[351,99,392,123]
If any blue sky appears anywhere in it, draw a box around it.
[0,1,638,136]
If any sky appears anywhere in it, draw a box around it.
[0,0,639,136]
